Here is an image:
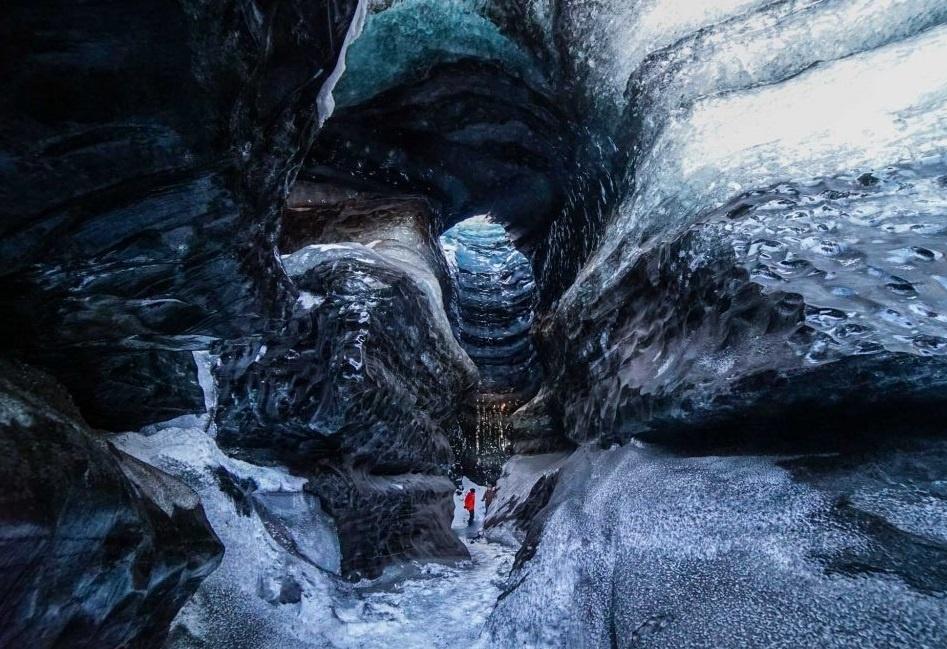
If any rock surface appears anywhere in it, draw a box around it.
[0,361,222,649]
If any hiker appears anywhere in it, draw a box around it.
[464,488,476,525]
[483,485,498,512]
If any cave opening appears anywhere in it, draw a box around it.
[439,215,540,484]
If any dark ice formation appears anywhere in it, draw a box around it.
[440,216,540,482]
[0,0,361,431]
[0,361,222,649]
[217,189,477,578]
[0,0,363,640]
[3,0,947,647]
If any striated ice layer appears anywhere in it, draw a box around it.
[630,0,947,153]
[538,12,947,442]
[487,443,947,648]
[317,0,369,126]
[335,0,544,108]
[440,215,541,482]
[518,0,772,116]
[578,23,947,289]
[440,215,538,396]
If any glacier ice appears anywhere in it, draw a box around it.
[7,0,947,647]
[487,443,947,648]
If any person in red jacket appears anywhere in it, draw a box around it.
[464,488,476,526]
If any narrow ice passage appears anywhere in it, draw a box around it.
[329,480,515,649]
[110,354,517,649]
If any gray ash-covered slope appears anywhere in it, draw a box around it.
[0,360,222,649]
[0,0,360,430]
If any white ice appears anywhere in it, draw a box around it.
[113,352,513,649]
[565,22,947,314]
[328,476,515,649]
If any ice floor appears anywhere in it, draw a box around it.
[327,478,515,649]
[115,358,516,649]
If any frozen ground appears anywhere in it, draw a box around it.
[119,420,515,649]
[328,477,515,649]
[113,353,516,649]
[330,539,513,648]
[487,442,947,648]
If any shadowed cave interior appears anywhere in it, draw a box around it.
[2,1,947,648]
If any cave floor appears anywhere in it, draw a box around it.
[331,537,513,649]
[327,479,514,649]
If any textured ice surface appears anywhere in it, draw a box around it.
[324,475,514,649]
[330,538,514,649]
[718,163,947,361]
[488,443,947,648]
[329,540,513,649]
[441,215,540,480]
[0,360,222,649]
[554,0,769,110]
[114,425,347,649]
[574,24,947,297]
[483,452,571,547]
[281,237,468,371]
[113,353,511,648]
[629,0,947,153]
[335,0,543,107]
[535,3,947,443]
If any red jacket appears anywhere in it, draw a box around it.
[464,491,475,511]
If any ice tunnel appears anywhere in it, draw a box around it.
[440,215,540,483]
[2,1,947,648]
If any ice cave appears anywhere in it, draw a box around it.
[2,1,947,648]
